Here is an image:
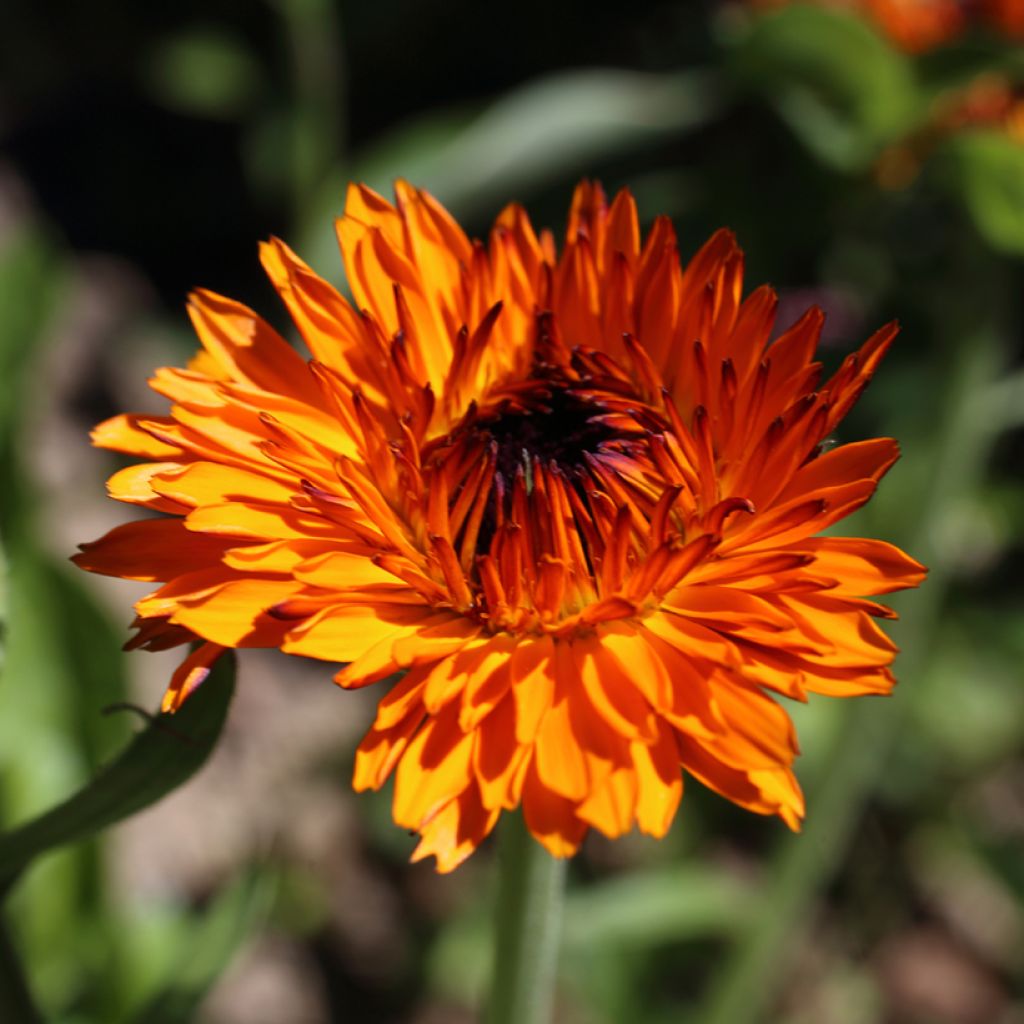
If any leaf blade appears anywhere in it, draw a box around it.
[0,653,235,891]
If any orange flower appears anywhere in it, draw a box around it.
[75,181,925,870]
[750,0,1024,51]
[877,73,1024,189]
[985,0,1024,36]
[938,73,1024,141]
[864,0,965,52]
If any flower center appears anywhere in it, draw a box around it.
[478,384,619,483]
[424,373,627,564]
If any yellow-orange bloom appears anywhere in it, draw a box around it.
[75,181,925,870]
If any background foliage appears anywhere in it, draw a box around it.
[1,2,1022,1021]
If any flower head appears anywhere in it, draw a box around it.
[76,181,925,870]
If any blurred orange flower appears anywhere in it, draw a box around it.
[937,73,1024,140]
[987,0,1024,35]
[877,73,1024,188]
[865,0,965,51]
[751,0,1024,51]
[75,182,925,870]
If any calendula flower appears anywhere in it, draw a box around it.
[75,181,925,870]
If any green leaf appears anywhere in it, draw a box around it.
[428,862,750,1008]
[145,29,264,120]
[0,654,235,895]
[943,130,1024,255]
[300,67,725,277]
[561,864,752,951]
[731,5,921,169]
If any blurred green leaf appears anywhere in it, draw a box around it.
[731,5,921,169]
[302,67,725,275]
[126,868,277,1024]
[906,625,1024,776]
[944,130,1024,255]
[0,228,63,514]
[0,224,88,1017]
[429,862,749,1008]
[0,654,235,895]
[146,28,264,119]
[977,370,1024,434]
[562,864,751,951]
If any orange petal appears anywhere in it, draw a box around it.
[92,413,183,458]
[150,461,296,508]
[576,765,638,838]
[632,726,683,837]
[572,632,657,742]
[107,462,190,513]
[187,288,321,404]
[474,693,530,811]
[521,759,588,859]
[509,635,556,745]
[184,501,341,541]
[282,603,431,663]
[678,733,805,828]
[704,677,800,771]
[393,704,475,830]
[170,577,305,647]
[410,782,499,873]
[534,697,589,802]
[353,701,426,792]
[793,536,927,596]
[162,642,226,712]
[73,519,232,582]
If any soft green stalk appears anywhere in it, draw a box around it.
[275,0,345,233]
[0,917,41,1024]
[486,814,567,1024]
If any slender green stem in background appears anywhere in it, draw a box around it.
[0,916,41,1024]
[276,0,345,233]
[486,814,567,1024]
[977,367,1024,433]
[699,315,1006,1024]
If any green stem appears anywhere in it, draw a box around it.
[486,814,567,1024]
[0,916,41,1024]
[276,0,345,233]
[698,318,1006,1024]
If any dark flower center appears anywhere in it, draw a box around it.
[429,375,624,560]
[479,385,618,483]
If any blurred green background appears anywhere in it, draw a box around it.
[1,1,1023,1022]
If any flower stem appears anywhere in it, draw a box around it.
[0,915,42,1024]
[486,813,567,1024]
